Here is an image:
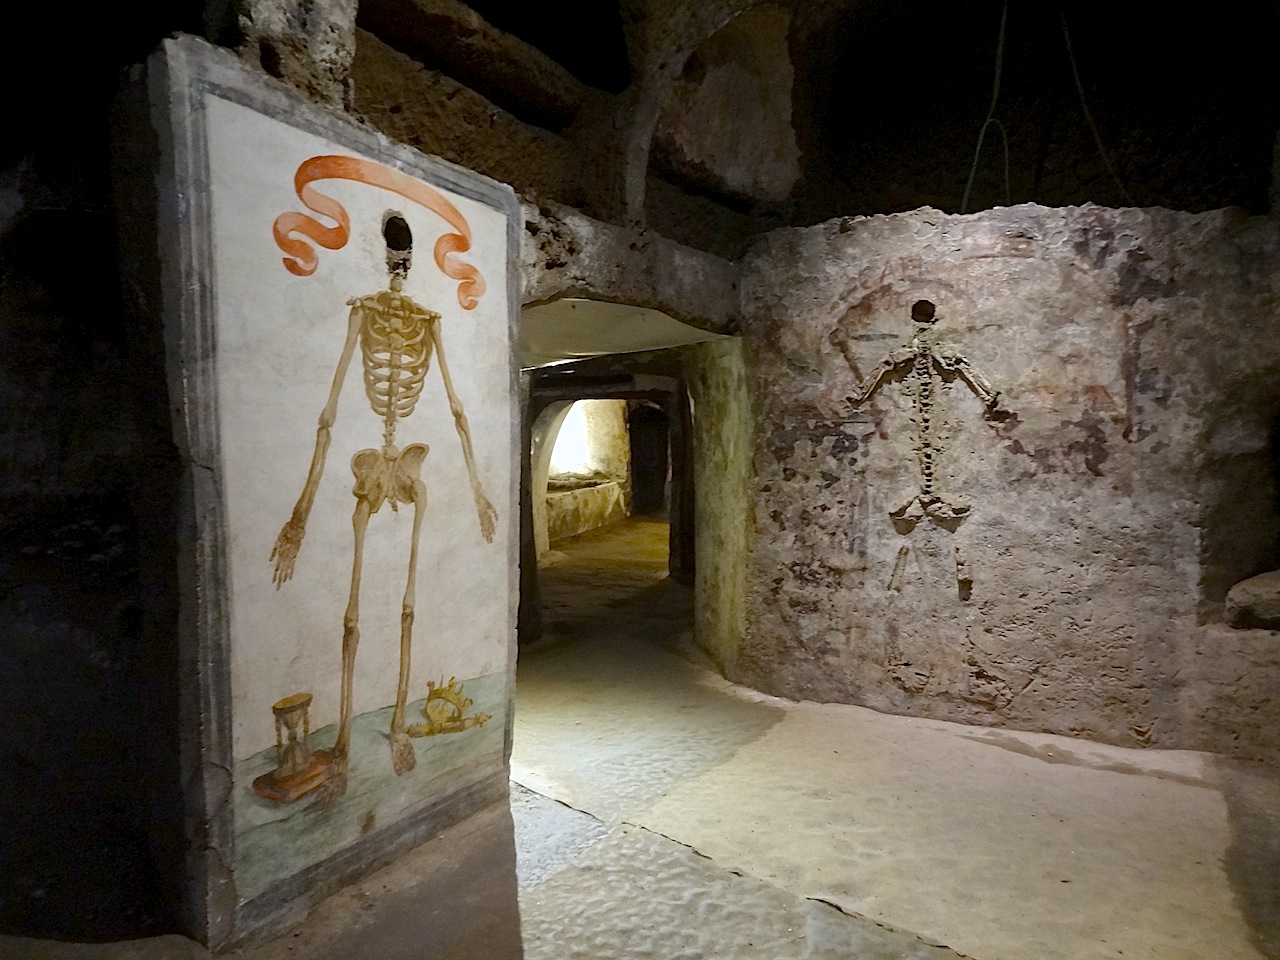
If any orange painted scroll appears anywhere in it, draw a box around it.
[272,155,485,310]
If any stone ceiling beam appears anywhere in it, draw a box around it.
[358,0,592,130]
[521,199,739,336]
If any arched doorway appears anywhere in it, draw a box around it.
[517,297,725,644]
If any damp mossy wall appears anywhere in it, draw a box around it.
[686,338,753,672]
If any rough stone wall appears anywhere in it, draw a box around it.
[353,17,767,257]
[559,398,632,484]
[685,338,753,672]
[352,31,590,209]
[233,0,358,105]
[735,203,1280,759]
[651,4,801,206]
[520,198,739,333]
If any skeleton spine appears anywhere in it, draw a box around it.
[383,342,401,450]
[914,341,935,496]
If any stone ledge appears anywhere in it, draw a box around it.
[1226,570,1280,630]
[520,197,739,333]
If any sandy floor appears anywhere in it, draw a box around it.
[513,516,1280,960]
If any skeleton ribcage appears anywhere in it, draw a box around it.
[360,300,433,423]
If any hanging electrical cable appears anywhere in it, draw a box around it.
[960,1,1011,214]
[1060,11,1136,206]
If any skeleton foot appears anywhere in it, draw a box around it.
[316,752,349,804]
[388,725,416,775]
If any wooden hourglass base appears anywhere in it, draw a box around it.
[252,749,335,804]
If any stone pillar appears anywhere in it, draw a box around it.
[517,373,543,645]
[668,383,696,585]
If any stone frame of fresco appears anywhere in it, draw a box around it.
[138,37,520,945]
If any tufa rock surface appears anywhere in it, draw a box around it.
[717,202,1280,762]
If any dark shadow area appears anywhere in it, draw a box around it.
[628,402,669,517]
[1217,757,1280,960]
[0,188,182,938]
[1198,397,1280,619]
[0,4,201,937]
[793,0,1280,220]
[450,0,629,94]
[0,495,168,940]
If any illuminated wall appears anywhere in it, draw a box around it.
[545,399,631,544]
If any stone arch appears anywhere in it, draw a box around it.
[530,401,575,558]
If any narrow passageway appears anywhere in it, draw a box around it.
[534,515,685,647]
[512,521,1280,960]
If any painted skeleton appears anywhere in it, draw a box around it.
[270,215,496,799]
[850,300,1001,523]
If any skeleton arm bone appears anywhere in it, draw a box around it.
[932,344,1001,410]
[429,318,497,543]
[270,303,364,587]
[850,346,916,405]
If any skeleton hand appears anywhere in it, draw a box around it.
[983,391,1012,421]
[475,495,498,544]
[270,517,306,587]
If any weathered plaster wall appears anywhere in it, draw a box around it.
[549,399,631,483]
[735,204,1280,761]
[685,338,753,672]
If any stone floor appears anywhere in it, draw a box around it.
[5,515,1279,959]
[513,518,1280,960]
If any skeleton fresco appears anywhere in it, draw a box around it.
[268,159,498,802]
[180,77,514,914]
[849,300,1004,526]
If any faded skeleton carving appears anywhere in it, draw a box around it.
[270,214,496,800]
[850,299,1003,525]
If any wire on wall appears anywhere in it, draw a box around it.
[961,1,1012,214]
[1060,11,1135,206]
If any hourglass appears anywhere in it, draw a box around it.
[252,692,334,804]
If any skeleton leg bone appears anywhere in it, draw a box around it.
[320,496,372,803]
[389,475,427,776]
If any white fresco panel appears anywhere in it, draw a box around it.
[198,93,513,901]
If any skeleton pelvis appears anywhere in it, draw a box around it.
[351,444,428,513]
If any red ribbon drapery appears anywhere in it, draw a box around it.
[272,155,485,311]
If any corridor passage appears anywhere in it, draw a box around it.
[513,518,1280,960]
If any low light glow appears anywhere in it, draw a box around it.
[549,401,594,476]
